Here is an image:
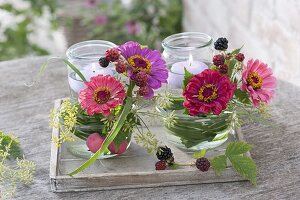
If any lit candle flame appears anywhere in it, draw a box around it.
[188,54,193,67]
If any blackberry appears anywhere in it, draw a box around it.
[156,146,173,161]
[212,54,225,66]
[105,48,120,62]
[155,160,167,170]
[219,64,228,74]
[99,57,110,68]
[166,156,175,165]
[214,37,228,51]
[196,157,210,172]
[235,53,245,62]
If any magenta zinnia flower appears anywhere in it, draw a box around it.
[118,41,168,99]
[79,75,126,116]
[241,59,276,107]
[183,69,236,116]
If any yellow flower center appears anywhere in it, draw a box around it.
[247,72,263,89]
[93,87,111,104]
[128,55,152,73]
[198,84,218,102]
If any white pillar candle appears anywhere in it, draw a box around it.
[168,55,208,89]
[68,62,114,94]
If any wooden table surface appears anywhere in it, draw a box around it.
[0,57,299,200]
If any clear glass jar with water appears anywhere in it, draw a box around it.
[159,32,236,152]
[66,40,117,101]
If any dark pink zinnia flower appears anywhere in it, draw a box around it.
[241,59,276,107]
[118,41,168,99]
[79,74,126,116]
[183,69,236,116]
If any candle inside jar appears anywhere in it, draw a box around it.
[168,55,208,89]
[69,63,114,94]
[75,62,114,81]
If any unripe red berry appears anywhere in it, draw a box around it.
[138,86,149,96]
[105,48,120,62]
[135,71,148,87]
[235,53,245,62]
[212,54,225,66]
[116,62,127,73]
[155,160,167,170]
[219,64,228,74]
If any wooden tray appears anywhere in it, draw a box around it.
[50,99,251,192]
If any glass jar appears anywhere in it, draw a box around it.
[66,40,117,101]
[65,109,133,159]
[156,104,236,152]
[162,32,213,93]
[65,40,133,159]
[162,32,213,66]
[159,33,236,151]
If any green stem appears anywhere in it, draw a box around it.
[175,163,195,167]
[63,59,87,82]
[126,80,135,96]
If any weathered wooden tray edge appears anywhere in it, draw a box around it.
[50,99,251,192]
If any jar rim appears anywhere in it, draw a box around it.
[66,40,117,61]
[162,32,212,50]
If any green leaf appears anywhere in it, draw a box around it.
[68,97,133,176]
[210,65,218,70]
[63,59,87,82]
[235,89,251,104]
[0,131,22,159]
[225,141,252,157]
[211,155,227,176]
[227,58,237,77]
[231,45,244,55]
[182,68,194,90]
[229,155,257,185]
[192,149,207,159]
[33,58,87,86]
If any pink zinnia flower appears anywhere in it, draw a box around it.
[183,69,236,116]
[94,15,108,25]
[125,21,141,35]
[85,0,99,8]
[118,41,168,99]
[79,75,126,116]
[241,59,276,107]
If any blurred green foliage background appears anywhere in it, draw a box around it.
[0,0,183,61]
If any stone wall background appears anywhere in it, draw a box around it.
[183,0,300,86]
